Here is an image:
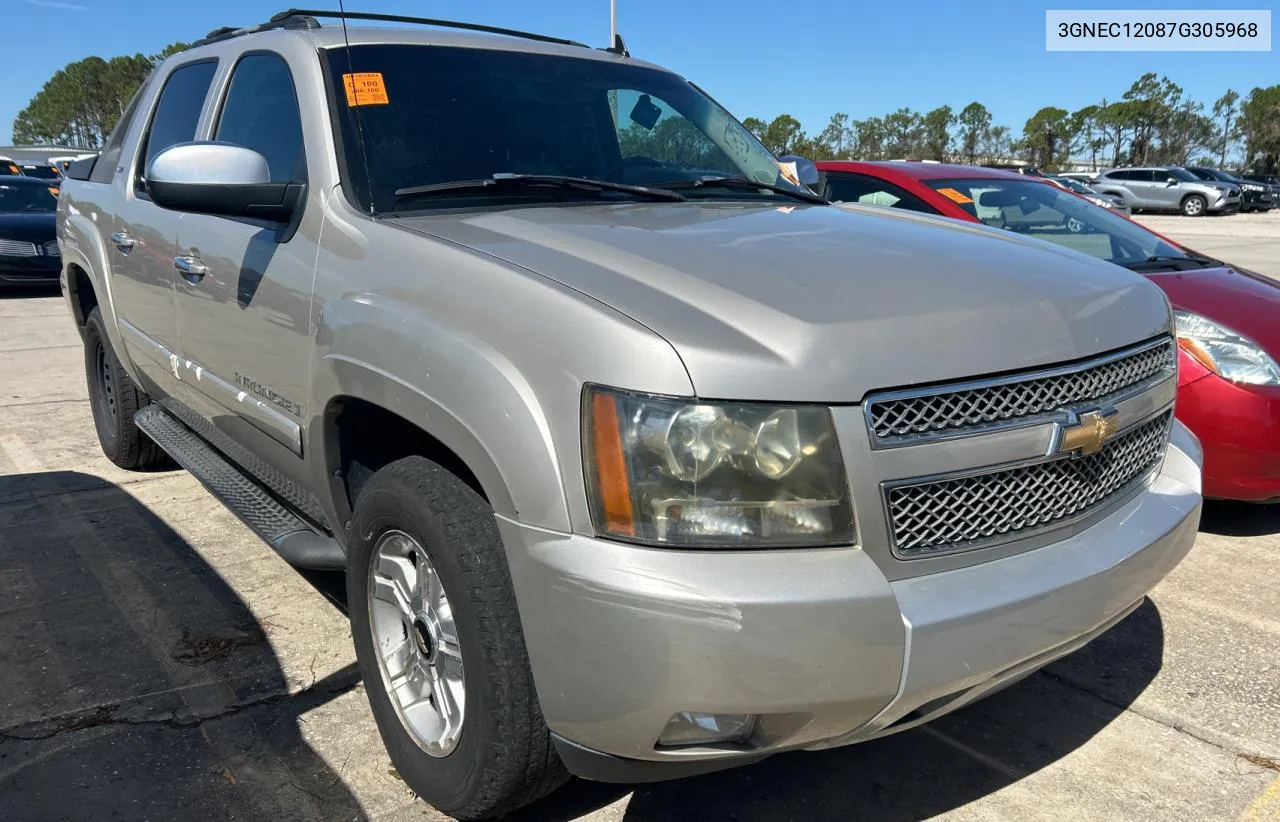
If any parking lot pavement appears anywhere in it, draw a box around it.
[1,280,1278,821]
[1135,211,1280,280]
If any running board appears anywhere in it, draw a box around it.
[134,405,346,570]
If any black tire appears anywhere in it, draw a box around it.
[347,456,567,820]
[83,307,170,470]
[1181,194,1207,217]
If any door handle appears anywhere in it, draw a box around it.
[174,255,208,283]
[110,231,135,251]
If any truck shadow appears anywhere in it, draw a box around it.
[0,471,365,820]
[518,599,1165,822]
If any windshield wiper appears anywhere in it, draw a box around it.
[1118,253,1221,271]
[653,175,827,204]
[393,173,685,203]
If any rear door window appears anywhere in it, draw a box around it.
[137,60,218,185]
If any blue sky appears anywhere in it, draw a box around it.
[3,0,1276,146]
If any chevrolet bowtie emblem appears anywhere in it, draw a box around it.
[1055,406,1120,456]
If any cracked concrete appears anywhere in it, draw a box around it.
[1,214,1278,822]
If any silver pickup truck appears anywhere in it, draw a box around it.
[56,10,1203,820]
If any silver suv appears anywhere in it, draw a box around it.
[56,10,1203,819]
[1092,166,1241,216]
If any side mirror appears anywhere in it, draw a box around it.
[1165,178,1179,187]
[775,155,820,187]
[146,142,303,222]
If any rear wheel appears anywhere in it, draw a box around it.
[1181,195,1207,217]
[347,456,567,820]
[83,308,170,470]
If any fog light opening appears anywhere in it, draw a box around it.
[658,711,757,748]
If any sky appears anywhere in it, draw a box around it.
[2,0,1276,146]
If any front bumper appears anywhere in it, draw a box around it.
[499,422,1202,778]
[1242,190,1274,210]
[0,254,60,285]
[1207,194,1241,213]
[1176,368,1280,501]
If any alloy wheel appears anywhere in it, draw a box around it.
[368,529,466,757]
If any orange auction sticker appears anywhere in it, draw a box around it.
[936,187,974,204]
[342,72,389,107]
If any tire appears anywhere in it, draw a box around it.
[1181,195,1207,217]
[83,307,170,470]
[347,456,567,820]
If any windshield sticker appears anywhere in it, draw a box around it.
[937,187,974,204]
[343,73,390,107]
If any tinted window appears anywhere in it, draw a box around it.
[324,44,799,213]
[215,53,306,182]
[22,165,60,180]
[1167,167,1198,182]
[140,60,218,179]
[824,173,935,214]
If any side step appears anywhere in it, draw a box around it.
[134,405,346,570]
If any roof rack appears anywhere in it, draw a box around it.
[194,8,592,49]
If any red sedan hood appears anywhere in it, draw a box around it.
[1147,265,1280,352]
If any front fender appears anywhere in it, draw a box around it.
[308,294,570,533]
[59,195,137,377]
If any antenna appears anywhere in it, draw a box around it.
[610,0,616,47]
[337,0,375,215]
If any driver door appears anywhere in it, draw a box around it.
[170,50,319,505]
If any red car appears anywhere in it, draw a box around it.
[815,160,1280,502]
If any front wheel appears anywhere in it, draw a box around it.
[1181,195,1207,217]
[347,456,567,820]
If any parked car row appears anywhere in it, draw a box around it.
[0,154,65,189]
[815,159,1280,504]
[1083,165,1274,216]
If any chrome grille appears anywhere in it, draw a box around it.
[43,240,59,257]
[886,410,1172,557]
[0,238,37,256]
[867,339,1175,443]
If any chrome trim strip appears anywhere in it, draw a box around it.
[881,404,1173,560]
[116,319,302,457]
[863,336,1175,449]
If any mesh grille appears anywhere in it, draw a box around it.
[887,411,1172,557]
[868,340,1175,441]
[0,238,37,256]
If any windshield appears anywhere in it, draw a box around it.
[926,178,1199,267]
[22,165,60,180]
[0,182,58,213]
[1054,177,1097,196]
[324,44,803,213]
[1167,167,1199,182]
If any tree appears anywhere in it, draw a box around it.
[956,102,992,164]
[1068,105,1100,169]
[1212,89,1240,167]
[1159,100,1215,166]
[979,124,1014,162]
[920,105,953,161]
[882,108,922,158]
[1238,85,1280,173]
[12,43,187,148]
[815,112,852,159]
[853,116,887,160]
[753,114,805,155]
[1022,106,1072,170]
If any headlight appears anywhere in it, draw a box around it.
[1090,197,1114,209]
[1175,311,1280,386]
[583,387,854,547]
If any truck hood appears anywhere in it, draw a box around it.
[394,203,1171,402]
[1148,264,1280,355]
[0,211,56,244]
